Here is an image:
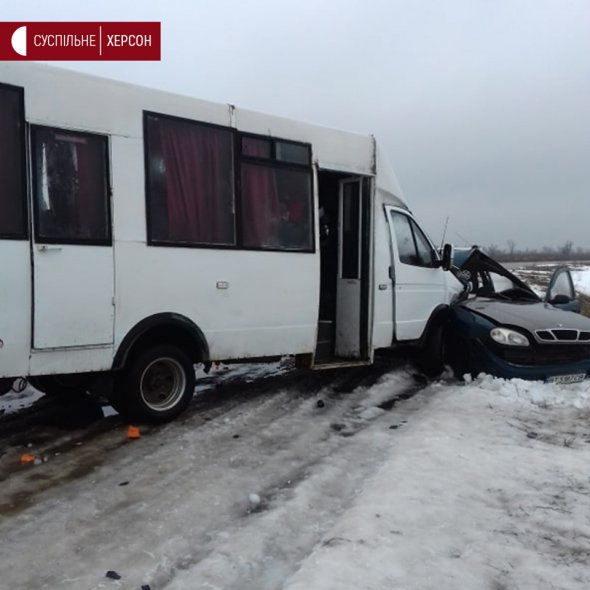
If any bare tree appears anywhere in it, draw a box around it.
[560,240,574,258]
[507,240,516,259]
[486,243,502,258]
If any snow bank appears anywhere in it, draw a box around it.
[0,384,43,415]
[472,372,590,410]
[283,376,590,590]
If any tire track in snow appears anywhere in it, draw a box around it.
[0,359,428,590]
[143,370,430,590]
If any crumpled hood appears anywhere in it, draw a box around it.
[456,248,539,299]
[459,298,590,336]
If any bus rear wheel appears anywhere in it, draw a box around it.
[113,344,195,423]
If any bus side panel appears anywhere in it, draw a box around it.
[371,191,395,349]
[113,244,320,361]
[29,347,114,376]
[0,242,31,378]
[235,110,374,177]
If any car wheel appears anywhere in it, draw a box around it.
[448,337,472,380]
[417,322,446,377]
[113,344,195,423]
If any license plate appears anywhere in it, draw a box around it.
[546,373,587,385]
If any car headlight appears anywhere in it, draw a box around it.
[490,327,530,346]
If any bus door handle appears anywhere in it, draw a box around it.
[37,245,63,253]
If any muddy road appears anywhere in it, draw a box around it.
[0,356,435,590]
[0,356,422,516]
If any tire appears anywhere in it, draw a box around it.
[417,322,446,377]
[112,344,195,423]
[28,374,89,396]
[447,337,472,381]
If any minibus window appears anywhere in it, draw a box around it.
[390,211,436,268]
[32,127,110,244]
[240,134,313,252]
[275,141,311,166]
[145,115,236,246]
[241,164,312,250]
[391,212,417,265]
[411,220,437,267]
[0,85,26,239]
[241,136,271,159]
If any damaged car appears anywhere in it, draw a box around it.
[446,248,590,383]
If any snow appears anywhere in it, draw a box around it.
[512,263,590,298]
[3,366,590,589]
[572,266,590,295]
[0,366,419,590]
[283,375,590,590]
[0,383,43,415]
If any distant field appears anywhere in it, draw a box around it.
[510,261,590,317]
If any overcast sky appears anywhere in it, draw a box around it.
[6,0,590,250]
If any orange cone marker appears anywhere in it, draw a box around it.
[127,425,141,439]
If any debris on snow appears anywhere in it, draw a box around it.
[248,493,261,506]
[127,425,141,439]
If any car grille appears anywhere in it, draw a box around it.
[536,329,590,342]
[497,344,590,366]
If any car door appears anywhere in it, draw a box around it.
[385,207,447,341]
[545,266,580,313]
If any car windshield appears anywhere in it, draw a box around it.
[465,268,539,301]
[454,248,541,303]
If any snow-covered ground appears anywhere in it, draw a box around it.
[572,266,590,295]
[511,262,590,298]
[2,368,590,589]
[2,266,590,589]
[0,382,43,415]
[283,375,590,590]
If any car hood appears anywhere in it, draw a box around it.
[457,248,539,299]
[458,298,590,341]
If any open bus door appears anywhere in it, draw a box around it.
[315,171,371,365]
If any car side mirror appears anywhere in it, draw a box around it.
[545,266,576,306]
[439,243,453,271]
[548,294,571,306]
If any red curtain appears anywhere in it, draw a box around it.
[158,119,234,244]
[241,163,281,248]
